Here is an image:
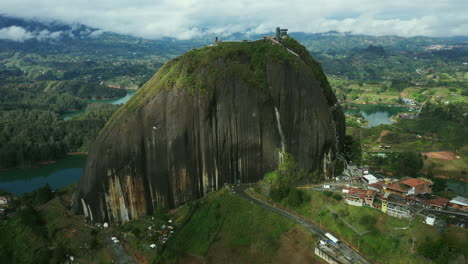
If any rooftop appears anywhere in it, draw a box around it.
[365,189,377,197]
[348,188,365,197]
[410,196,449,207]
[369,181,384,190]
[426,197,450,207]
[364,174,378,181]
[450,196,468,207]
[401,178,432,188]
[385,181,410,193]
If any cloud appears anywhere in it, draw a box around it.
[0,0,466,39]
[0,24,109,42]
[0,26,66,42]
[89,30,104,38]
[0,26,34,42]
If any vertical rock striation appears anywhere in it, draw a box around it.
[75,38,345,222]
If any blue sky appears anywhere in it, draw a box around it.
[0,0,466,39]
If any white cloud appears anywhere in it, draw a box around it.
[49,31,63,39]
[0,0,466,39]
[0,26,34,42]
[89,30,104,38]
[0,26,68,42]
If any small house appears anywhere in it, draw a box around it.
[449,196,468,211]
[387,201,412,219]
[0,196,9,205]
[423,197,449,210]
[364,189,377,206]
[368,181,384,193]
[363,174,379,185]
[400,178,433,195]
[383,178,432,197]
[382,193,412,219]
[342,187,351,194]
[425,215,436,226]
[346,188,365,206]
[383,181,410,197]
[381,193,389,213]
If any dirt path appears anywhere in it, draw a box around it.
[422,151,458,160]
[377,130,391,142]
[104,234,136,264]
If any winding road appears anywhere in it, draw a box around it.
[231,185,372,264]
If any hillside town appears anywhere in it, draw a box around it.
[311,166,467,264]
[322,165,468,228]
[0,195,10,218]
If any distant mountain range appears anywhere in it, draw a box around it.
[1,14,467,81]
[0,15,205,59]
[0,15,101,41]
[1,14,467,51]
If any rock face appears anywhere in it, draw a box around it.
[75,38,345,222]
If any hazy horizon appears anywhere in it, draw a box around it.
[0,0,467,41]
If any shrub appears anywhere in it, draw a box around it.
[269,186,290,202]
[153,205,168,220]
[338,209,349,217]
[359,215,377,229]
[253,185,261,193]
[285,189,306,207]
[317,209,328,217]
[18,206,46,236]
[132,228,141,238]
[418,237,457,264]
[50,245,67,264]
[332,193,343,201]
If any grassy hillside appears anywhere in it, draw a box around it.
[156,188,321,264]
[252,184,468,264]
[0,184,325,264]
[0,184,112,264]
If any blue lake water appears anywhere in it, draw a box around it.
[3,90,137,195]
[345,104,409,127]
[0,155,86,195]
[62,89,136,120]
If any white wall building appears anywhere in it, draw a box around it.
[425,215,436,226]
[0,196,8,205]
[363,174,378,184]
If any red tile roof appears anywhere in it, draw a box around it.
[365,189,377,196]
[385,182,410,193]
[401,178,432,188]
[407,196,449,207]
[369,181,384,190]
[348,188,365,197]
[426,197,449,207]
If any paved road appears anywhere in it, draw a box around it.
[231,185,372,264]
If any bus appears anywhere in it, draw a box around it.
[325,233,340,245]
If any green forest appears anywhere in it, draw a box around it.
[0,103,119,168]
